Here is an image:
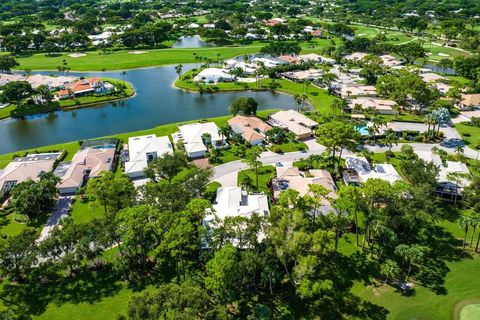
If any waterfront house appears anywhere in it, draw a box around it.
[124,135,173,178]
[175,122,227,158]
[193,68,236,84]
[0,153,61,198]
[228,115,272,145]
[58,77,114,99]
[56,141,117,194]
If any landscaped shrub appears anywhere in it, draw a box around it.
[12,213,30,224]
[272,147,283,154]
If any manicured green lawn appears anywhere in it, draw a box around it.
[238,165,275,195]
[269,141,307,153]
[351,255,480,320]
[69,199,105,225]
[34,284,136,320]
[0,209,48,237]
[16,46,263,71]
[459,304,480,320]
[454,123,480,149]
[176,72,338,116]
[0,105,15,120]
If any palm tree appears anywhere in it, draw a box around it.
[459,216,472,251]
[469,216,479,248]
[455,145,464,157]
[395,244,425,281]
[424,114,435,138]
[218,126,232,141]
[381,259,400,284]
[175,64,183,80]
[243,55,249,72]
[121,71,127,88]
[304,80,312,94]
[385,132,398,152]
[201,133,212,147]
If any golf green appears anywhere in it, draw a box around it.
[460,304,480,320]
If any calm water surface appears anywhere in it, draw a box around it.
[172,35,207,48]
[0,65,295,154]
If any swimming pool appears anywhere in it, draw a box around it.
[355,126,369,136]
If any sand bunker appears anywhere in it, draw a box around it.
[68,53,86,58]
[438,52,450,57]
[128,50,148,54]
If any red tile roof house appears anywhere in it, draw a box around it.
[228,115,272,145]
[57,77,114,100]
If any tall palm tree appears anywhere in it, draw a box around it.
[218,126,232,141]
[121,71,127,88]
[175,64,183,80]
[459,216,472,251]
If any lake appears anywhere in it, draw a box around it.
[0,65,295,154]
[172,35,208,48]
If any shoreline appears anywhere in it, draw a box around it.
[1,80,135,120]
[12,46,263,72]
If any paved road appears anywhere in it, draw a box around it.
[213,138,479,183]
[37,196,73,242]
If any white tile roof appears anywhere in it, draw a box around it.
[125,135,173,175]
[345,156,402,184]
[211,187,269,219]
[178,122,223,154]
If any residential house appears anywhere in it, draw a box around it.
[457,94,480,110]
[124,135,173,178]
[344,156,402,185]
[277,55,301,64]
[344,52,368,62]
[268,110,318,140]
[379,54,403,67]
[339,84,377,99]
[274,166,337,214]
[56,142,117,194]
[211,187,270,219]
[416,151,472,200]
[193,68,236,84]
[252,57,285,68]
[0,153,61,197]
[58,77,114,99]
[280,69,323,82]
[174,122,227,158]
[228,115,272,145]
[349,97,397,114]
[264,18,285,26]
[299,53,323,63]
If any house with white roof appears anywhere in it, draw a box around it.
[416,151,471,199]
[124,135,173,178]
[252,57,284,68]
[344,156,402,185]
[193,68,236,84]
[0,153,61,197]
[344,52,368,62]
[268,110,318,140]
[210,187,269,220]
[175,122,227,158]
[340,84,377,98]
[349,97,397,114]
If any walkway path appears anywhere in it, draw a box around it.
[37,196,73,242]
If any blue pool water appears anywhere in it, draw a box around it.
[356,126,369,135]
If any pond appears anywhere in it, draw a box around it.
[172,35,208,48]
[0,64,296,154]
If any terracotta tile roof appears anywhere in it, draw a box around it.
[461,94,480,107]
